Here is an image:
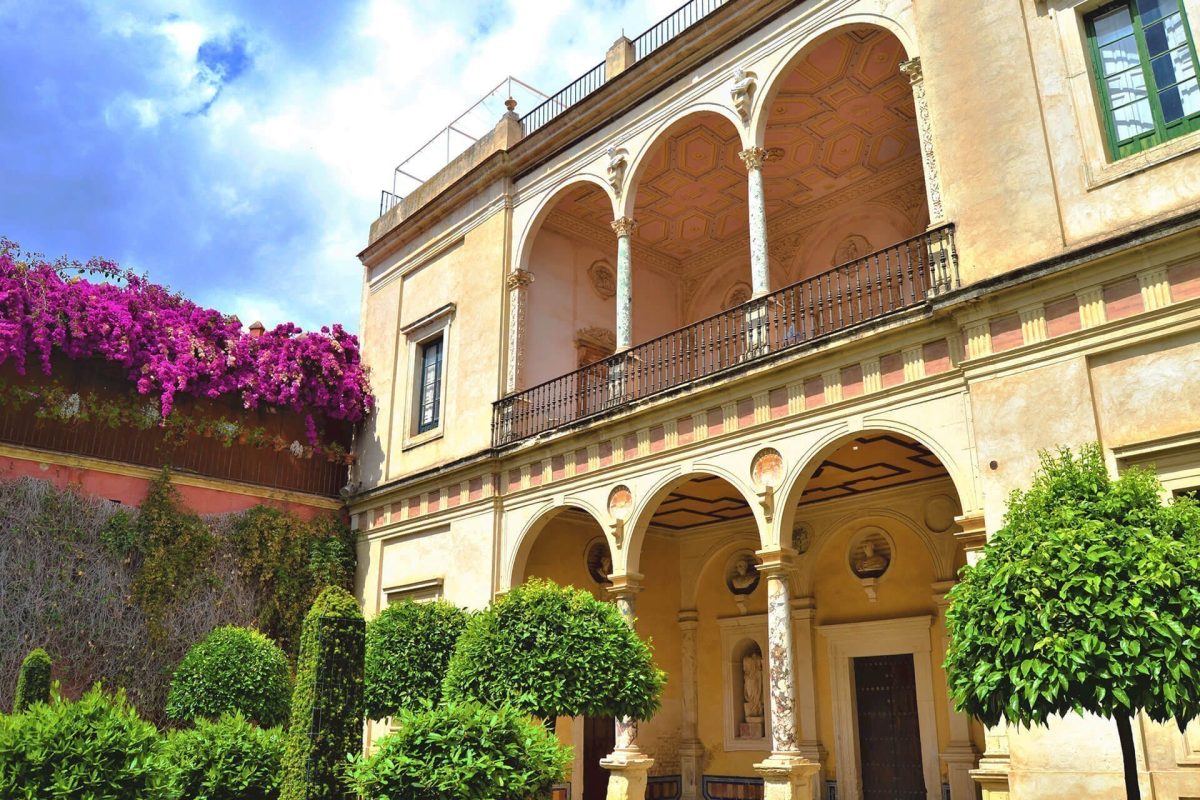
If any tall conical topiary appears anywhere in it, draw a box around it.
[279,586,365,800]
[12,648,52,713]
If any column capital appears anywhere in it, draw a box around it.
[606,572,645,598]
[611,216,637,236]
[755,547,799,575]
[506,268,534,290]
[737,146,783,171]
[900,56,924,84]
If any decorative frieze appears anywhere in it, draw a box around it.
[1017,304,1047,345]
[692,410,709,442]
[861,358,882,393]
[1076,287,1106,329]
[964,322,993,360]
[821,370,842,405]
[1138,267,1171,311]
[901,346,926,382]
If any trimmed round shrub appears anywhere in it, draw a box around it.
[12,648,52,713]
[279,586,364,800]
[346,701,570,800]
[162,713,284,800]
[0,685,168,800]
[443,578,665,723]
[166,626,292,728]
[364,600,470,719]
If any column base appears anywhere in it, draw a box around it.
[600,751,655,800]
[795,742,826,799]
[941,744,980,800]
[753,754,821,800]
[971,755,1011,800]
[678,740,704,800]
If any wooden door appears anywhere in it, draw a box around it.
[583,716,615,800]
[853,654,926,800]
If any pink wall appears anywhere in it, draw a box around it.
[0,454,333,520]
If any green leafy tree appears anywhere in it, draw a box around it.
[12,648,51,713]
[364,600,470,720]
[279,586,364,800]
[443,578,665,728]
[161,713,285,800]
[346,701,570,800]
[0,685,169,800]
[166,626,292,728]
[945,444,1200,800]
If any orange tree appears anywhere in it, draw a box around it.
[945,444,1200,800]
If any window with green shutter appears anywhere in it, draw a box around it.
[1087,0,1200,159]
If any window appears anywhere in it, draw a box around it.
[1087,0,1200,159]
[416,335,443,433]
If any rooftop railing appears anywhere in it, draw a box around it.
[520,0,732,136]
[493,224,958,447]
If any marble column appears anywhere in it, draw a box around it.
[737,147,771,298]
[956,514,1012,800]
[754,549,820,800]
[933,580,980,799]
[602,574,654,800]
[678,610,703,800]
[611,217,637,351]
[791,599,826,797]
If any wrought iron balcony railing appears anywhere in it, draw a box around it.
[493,224,958,447]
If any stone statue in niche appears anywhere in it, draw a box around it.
[586,540,613,585]
[587,260,617,299]
[853,541,889,578]
[727,557,760,594]
[739,647,765,739]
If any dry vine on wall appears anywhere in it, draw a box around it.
[0,472,354,723]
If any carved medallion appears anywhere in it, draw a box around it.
[587,260,617,299]
[750,448,784,490]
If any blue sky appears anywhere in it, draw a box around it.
[0,0,680,332]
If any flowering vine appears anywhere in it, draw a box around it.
[0,239,373,441]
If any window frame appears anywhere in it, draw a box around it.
[399,303,455,448]
[1086,0,1200,160]
[415,335,443,434]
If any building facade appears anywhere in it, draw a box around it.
[351,1,1200,798]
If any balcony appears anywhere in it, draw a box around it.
[493,224,957,447]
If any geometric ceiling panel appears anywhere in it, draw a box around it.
[538,27,924,277]
[649,476,753,531]
[797,433,950,506]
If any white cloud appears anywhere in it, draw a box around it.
[87,0,700,331]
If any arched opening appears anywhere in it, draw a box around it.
[779,431,982,799]
[520,182,621,390]
[759,26,931,285]
[512,504,615,800]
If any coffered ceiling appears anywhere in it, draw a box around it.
[647,433,950,532]
[543,27,921,266]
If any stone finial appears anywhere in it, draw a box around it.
[730,67,758,123]
[504,96,517,112]
[248,320,266,338]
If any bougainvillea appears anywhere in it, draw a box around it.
[0,239,372,437]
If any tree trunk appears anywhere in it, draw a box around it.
[1114,714,1142,800]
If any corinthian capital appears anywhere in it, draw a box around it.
[610,216,637,237]
[738,146,782,171]
[900,56,923,85]
[506,268,534,290]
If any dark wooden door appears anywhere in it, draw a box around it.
[853,654,926,800]
[583,716,615,800]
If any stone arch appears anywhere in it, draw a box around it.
[505,498,610,591]
[618,103,750,219]
[774,421,977,549]
[749,15,918,147]
[514,173,619,273]
[622,463,763,576]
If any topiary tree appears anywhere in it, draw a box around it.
[945,444,1200,800]
[443,578,665,729]
[364,600,470,720]
[12,648,51,713]
[161,713,285,800]
[0,685,169,800]
[346,701,571,800]
[279,586,365,800]
[166,625,292,728]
